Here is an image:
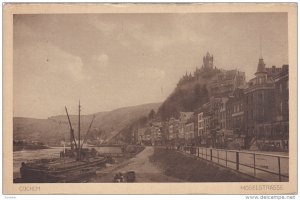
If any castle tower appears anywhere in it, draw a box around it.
[203,52,214,68]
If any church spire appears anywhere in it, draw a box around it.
[255,57,267,76]
[255,35,267,76]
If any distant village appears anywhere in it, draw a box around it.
[132,52,289,152]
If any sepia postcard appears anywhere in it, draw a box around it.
[3,3,297,194]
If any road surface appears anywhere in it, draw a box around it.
[91,146,182,182]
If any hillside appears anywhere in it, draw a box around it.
[13,102,161,145]
[112,67,222,143]
[157,67,221,120]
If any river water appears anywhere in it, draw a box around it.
[13,146,122,179]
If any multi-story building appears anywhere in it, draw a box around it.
[152,122,163,143]
[139,128,152,145]
[219,97,228,130]
[274,65,289,124]
[201,102,213,147]
[194,102,214,147]
[225,88,246,148]
[209,69,246,97]
[272,65,289,150]
[164,52,288,151]
[196,111,204,145]
[244,57,276,140]
[168,117,179,143]
[184,121,195,144]
[209,96,230,129]
[226,88,246,133]
[178,112,194,143]
[266,65,284,78]
[209,97,221,129]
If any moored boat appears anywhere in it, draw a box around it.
[19,102,108,183]
[20,156,107,182]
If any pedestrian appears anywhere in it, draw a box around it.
[120,173,124,182]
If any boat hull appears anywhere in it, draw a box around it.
[20,157,107,183]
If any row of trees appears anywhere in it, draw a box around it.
[157,83,209,121]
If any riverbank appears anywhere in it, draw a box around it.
[13,144,50,152]
[91,146,182,182]
[149,147,257,182]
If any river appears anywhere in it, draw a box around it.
[13,146,122,179]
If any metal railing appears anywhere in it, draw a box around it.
[176,146,289,182]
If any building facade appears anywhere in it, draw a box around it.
[209,69,246,97]
[197,112,204,145]
[168,117,179,143]
[244,57,284,149]
[162,52,288,151]
[184,121,195,144]
[272,65,289,150]
[178,112,194,143]
[226,88,246,134]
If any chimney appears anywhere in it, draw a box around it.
[282,65,289,71]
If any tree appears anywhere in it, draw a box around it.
[148,109,156,120]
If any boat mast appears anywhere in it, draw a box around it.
[78,100,81,160]
[65,106,78,150]
[81,115,96,149]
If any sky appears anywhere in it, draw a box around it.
[13,13,288,119]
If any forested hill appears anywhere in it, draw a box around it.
[13,102,161,145]
[105,67,221,144]
[157,67,221,120]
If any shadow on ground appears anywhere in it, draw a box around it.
[149,147,257,182]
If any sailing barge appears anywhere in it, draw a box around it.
[19,102,108,183]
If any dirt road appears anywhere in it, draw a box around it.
[91,146,182,182]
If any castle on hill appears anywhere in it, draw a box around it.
[136,51,289,152]
[179,51,246,97]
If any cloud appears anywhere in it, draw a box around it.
[14,40,88,82]
[13,13,288,118]
[42,44,87,81]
